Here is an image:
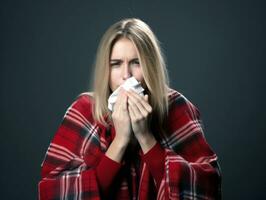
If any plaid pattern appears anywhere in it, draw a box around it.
[38,88,222,199]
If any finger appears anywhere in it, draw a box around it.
[128,104,136,120]
[144,94,148,102]
[128,89,143,101]
[128,103,142,123]
[114,88,127,111]
[127,90,152,113]
[144,95,152,112]
[113,92,122,111]
[127,93,145,111]
[128,89,152,111]
[128,97,148,118]
[117,88,125,101]
[121,92,128,111]
[128,98,143,120]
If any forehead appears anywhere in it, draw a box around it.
[110,38,139,59]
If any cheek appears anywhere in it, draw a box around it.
[110,68,118,78]
[133,69,144,82]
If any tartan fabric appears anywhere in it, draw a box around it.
[38,88,222,200]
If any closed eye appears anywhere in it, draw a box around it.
[110,61,121,67]
[130,59,140,66]
[110,58,140,67]
[132,60,139,65]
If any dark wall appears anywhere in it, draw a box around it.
[1,1,265,199]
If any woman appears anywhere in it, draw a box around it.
[38,18,222,200]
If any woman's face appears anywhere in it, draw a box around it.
[109,37,144,92]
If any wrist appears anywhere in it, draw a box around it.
[113,135,130,147]
[105,137,129,163]
[137,132,157,154]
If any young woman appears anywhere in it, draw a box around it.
[38,18,222,200]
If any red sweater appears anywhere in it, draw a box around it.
[38,88,222,199]
[96,141,165,196]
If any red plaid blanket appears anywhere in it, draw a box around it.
[38,88,221,199]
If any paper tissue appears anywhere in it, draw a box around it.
[108,77,145,111]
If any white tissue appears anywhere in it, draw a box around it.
[108,77,145,111]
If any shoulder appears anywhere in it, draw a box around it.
[165,88,204,142]
[167,88,200,120]
[64,91,95,122]
[73,92,94,105]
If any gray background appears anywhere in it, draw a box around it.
[1,0,265,199]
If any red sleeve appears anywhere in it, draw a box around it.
[96,153,122,195]
[141,142,165,187]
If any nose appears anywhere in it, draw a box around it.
[122,63,132,80]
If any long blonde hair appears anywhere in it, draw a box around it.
[91,18,170,135]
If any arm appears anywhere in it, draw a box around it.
[38,95,119,200]
[125,89,221,199]
[156,94,222,199]
[95,138,127,196]
[141,141,166,187]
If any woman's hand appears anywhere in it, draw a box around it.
[105,88,132,163]
[126,89,157,153]
[111,88,132,145]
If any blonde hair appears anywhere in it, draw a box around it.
[91,18,170,134]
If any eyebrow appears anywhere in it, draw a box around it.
[110,58,139,62]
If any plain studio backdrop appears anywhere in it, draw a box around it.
[1,1,265,199]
